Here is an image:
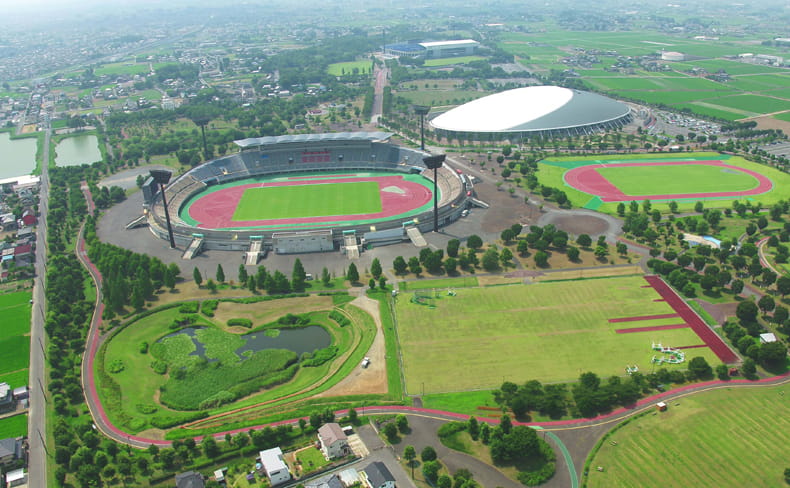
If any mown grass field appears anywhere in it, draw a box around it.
[424,56,485,67]
[232,181,381,221]
[596,163,760,195]
[394,276,719,394]
[327,61,373,76]
[586,384,790,488]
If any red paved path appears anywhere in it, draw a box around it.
[644,275,739,363]
[608,312,679,323]
[615,323,688,334]
[564,160,773,202]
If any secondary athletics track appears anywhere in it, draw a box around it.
[564,160,773,202]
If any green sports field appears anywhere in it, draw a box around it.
[596,164,759,196]
[394,276,719,394]
[232,181,382,221]
[586,384,790,488]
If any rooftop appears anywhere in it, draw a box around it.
[260,447,288,473]
[235,132,393,149]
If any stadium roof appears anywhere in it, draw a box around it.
[419,39,479,48]
[429,86,630,133]
[235,132,393,149]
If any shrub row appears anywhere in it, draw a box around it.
[329,310,351,327]
[179,301,199,313]
[227,318,253,328]
[301,346,339,367]
[201,299,218,317]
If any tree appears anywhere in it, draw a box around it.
[422,460,441,483]
[567,246,580,261]
[467,234,483,249]
[193,267,203,287]
[421,445,437,462]
[617,202,626,216]
[202,435,220,458]
[238,264,248,284]
[216,264,225,283]
[292,258,306,292]
[500,413,512,434]
[576,234,592,247]
[437,474,453,488]
[774,306,788,324]
[716,364,730,381]
[444,257,457,274]
[383,422,398,442]
[482,248,500,271]
[393,256,408,275]
[688,356,712,379]
[777,276,790,297]
[731,279,744,295]
[694,201,704,213]
[447,239,461,258]
[369,278,376,289]
[408,256,423,275]
[742,357,757,379]
[501,228,515,243]
[206,278,217,293]
[371,258,382,279]
[759,341,787,367]
[500,247,513,267]
[322,267,331,286]
[346,263,359,283]
[758,295,776,314]
[404,445,417,477]
[534,250,549,267]
[396,414,409,433]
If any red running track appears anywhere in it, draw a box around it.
[615,323,689,334]
[608,313,679,323]
[644,275,739,363]
[564,160,774,202]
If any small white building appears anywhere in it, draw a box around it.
[317,423,350,459]
[759,333,778,344]
[260,448,291,486]
[661,51,686,61]
[5,468,26,487]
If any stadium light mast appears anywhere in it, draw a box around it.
[423,154,446,233]
[414,105,431,151]
[150,169,176,249]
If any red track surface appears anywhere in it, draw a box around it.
[188,175,431,229]
[615,323,689,334]
[564,160,773,202]
[644,275,738,363]
[608,313,679,323]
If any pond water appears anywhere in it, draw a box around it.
[55,134,102,167]
[158,325,331,361]
[0,132,37,179]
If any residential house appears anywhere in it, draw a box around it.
[317,423,349,460]
[19,210,35,227]
[305,473,343,488]
[0,383,13,412]
[0,214,16,232]
[4,468,26,488]
[363,462,396,488]
[0,437,23,466]
[260,448,290,486]
[175,471,205,488]
[13,244,32,261]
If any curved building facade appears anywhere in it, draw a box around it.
[429,86,632,141]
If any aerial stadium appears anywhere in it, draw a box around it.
[429,85,633,142]
[141,132,469,258]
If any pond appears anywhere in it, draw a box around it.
[0,132,37,179]
[55,134,102,167]
[158,325,331,361]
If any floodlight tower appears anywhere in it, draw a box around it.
[423,154,446,233]
[414,105,431,151]
[149,169,176,249]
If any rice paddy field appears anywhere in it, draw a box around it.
[586,384,790,488]
[394,276,720,394]
[0,291,32,395]
[496,30,790,122]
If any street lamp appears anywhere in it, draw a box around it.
[414,105,430,151]
[149,169,176,249]
[422,154,446,233]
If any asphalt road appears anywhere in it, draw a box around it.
[27,127,50,488]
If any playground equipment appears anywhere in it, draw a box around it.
[411,291,436,308]
[650,342,685,364]
[625,365,639,375]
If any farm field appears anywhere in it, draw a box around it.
[0,414,28,439]
[586,384,790,488]
[327,61,373,76]
[394,276,720,394]
[232,181,381,221]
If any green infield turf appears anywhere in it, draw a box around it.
[595,163,760,196]
[232,181,382,221]
[394,276,719,394]
[586,384,790,488]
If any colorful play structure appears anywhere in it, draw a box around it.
[650,342,685,364]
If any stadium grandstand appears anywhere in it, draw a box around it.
[429,86,632,142]
[141,132,469,255]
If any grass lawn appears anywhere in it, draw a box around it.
[295,446,330,474]
[595,163,761,196]
[399,276,479,291]
[0,414,27,439]
[395,276,720,393]
[232,181,382,221]
[424,56,486,67]
[0,369,29,388]
[586,384,790,488]
[327,61,373,76]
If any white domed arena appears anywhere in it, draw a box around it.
[429,86,632,141]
